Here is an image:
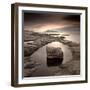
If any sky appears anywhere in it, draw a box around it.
[24,12,80,33]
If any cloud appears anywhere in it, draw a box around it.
[24,12,80,32]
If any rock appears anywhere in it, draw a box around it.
[24,47,31,56]
[24,44,38,56]
[56,60,80,75]
[24,61,35,69]
[46,46,63,58]
[24,56,30,63]
[24,68,37,77]
[46,46,63,66]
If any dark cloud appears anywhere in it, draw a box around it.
[24,12,80,32]
[24,12,65,24]
[63,15,80,21]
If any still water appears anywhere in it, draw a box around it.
[30,41,72,77]
[45,28,80,43]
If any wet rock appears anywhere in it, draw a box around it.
[46,46,63,66]
[24,56,30,63]
[24,61,35,69]
[55,60,80,76]
[46,46,63,58]
[24,68,37,77]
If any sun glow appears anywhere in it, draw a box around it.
[25,24,70,33]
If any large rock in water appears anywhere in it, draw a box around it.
[46,46,63,66]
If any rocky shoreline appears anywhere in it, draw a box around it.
[24,30,80,77]
[55,41,80,75]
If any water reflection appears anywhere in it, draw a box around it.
[46,42,63,66]
[47,58,63,67]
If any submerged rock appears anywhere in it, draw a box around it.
[46,46,63,66]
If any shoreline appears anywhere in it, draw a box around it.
[24,31,80,77]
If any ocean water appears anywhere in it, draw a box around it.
[45,27,80,43]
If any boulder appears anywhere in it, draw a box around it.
[46,46,63,66]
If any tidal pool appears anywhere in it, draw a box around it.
[30,41,72,77]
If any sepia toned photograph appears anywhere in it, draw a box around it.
[24,12,80,77]
[11,3,87,87]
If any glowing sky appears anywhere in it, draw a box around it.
[24,12,80,32]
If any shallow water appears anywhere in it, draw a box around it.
[30,41,72,77]
[45,28,80,43]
